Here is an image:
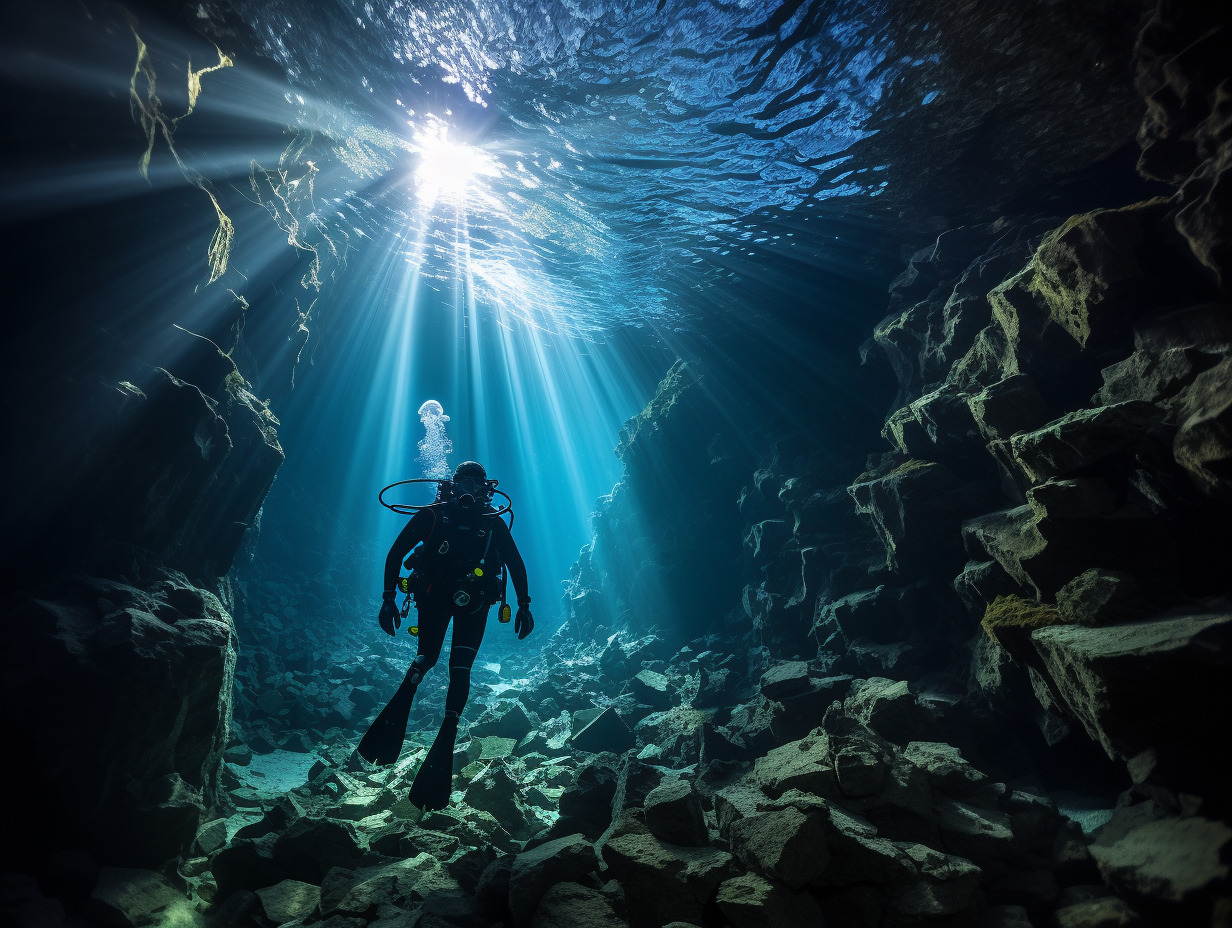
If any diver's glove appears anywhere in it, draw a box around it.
[379,591,400,636]
[515,601,534,640]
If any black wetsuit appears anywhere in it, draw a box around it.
[382,500,529,717]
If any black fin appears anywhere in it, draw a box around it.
[409,717,459,811]
[357,672,418,765]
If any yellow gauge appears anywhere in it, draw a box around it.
[409,625,419,636]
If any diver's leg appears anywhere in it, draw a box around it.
[444,605,489,719]
[357,603,447,765]
[410,605,489,809]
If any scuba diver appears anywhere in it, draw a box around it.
[357,461,533,811]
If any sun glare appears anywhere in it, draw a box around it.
[413,124,498,208]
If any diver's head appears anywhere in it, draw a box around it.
[451,460,488,507]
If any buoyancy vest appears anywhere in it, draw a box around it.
[404,503,504,607]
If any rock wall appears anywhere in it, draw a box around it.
[556,2,1232,922]
[1,328,283,875]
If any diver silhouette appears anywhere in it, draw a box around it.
[357,460,533,811]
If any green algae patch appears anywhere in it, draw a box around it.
[982,594,1064,642]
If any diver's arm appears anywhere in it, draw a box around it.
[383,510,432,593]
[495,518,530,603]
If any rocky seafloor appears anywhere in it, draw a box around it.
[4,1,1232,927]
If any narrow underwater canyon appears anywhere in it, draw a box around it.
[1,1,1230,927]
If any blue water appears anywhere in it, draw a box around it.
[1,0,1130,645]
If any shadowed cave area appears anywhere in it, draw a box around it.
[1,1,1230,927]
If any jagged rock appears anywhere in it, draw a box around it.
[528,882,625,928]
[714,871,824,928]
[630,669,672,708]
[570,708,634,755]
[631,707,703,766]
[1091,808,1231,905]
[467,736,518,763]
[462,762,535,839]
[753,728,839,799]
[1056,570,1146,625]
[962,480,1174,602]
[934,799,1018,871]
[967,374,1051,442]
[1019,202,1174,350]
[643,779,709,847]
[1030,610,1232,759]
[323,854,455,917]
[409,890,489,928]
[723,696,781,756]
[849,460,994,575]
[255,880,320,925]
[888,843,983,924]
[600,819,733,927]
[471,700,536,741]
[87,868,197,928]
[10,576,235,867]
[508,834,600,927]
[995,401,1169,487]
[1096,304,1232,407]
[1052,896,1143,928]
[758,660,812,701]
[843,678,938,746]
[814,584,929,646]
[846,640,919,678]
[555,755,619,840]
[475,856,514,918]
[727,806,829,889]
[1173,355,1232,501]
[901,742,989,799]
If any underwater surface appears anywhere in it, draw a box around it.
[2,0,1230,925]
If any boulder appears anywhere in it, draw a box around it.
[255,880,320,925]
[10,576,236,867]
[714,872,825,928]
[901,742,989,799]
[1052,896,1144,928]
[843,678,938,746]
[528,882,625,928]
[471,700,536,741]
[727,806,829,889]
[324,854,455,917]
[555,755,619,840]
[753,729,839,799]
[508,834,600,927]
[887,843,983,924]
[1089,809,1231,905]
[600,821,733,927]
[570,708,634,755]
[1030,610,1232,760]
[88,868,196,928]
[462,762,535,839]
[643,778,709,847]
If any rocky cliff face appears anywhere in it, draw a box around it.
[2,327,283,875]
[551,3,1232,923]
